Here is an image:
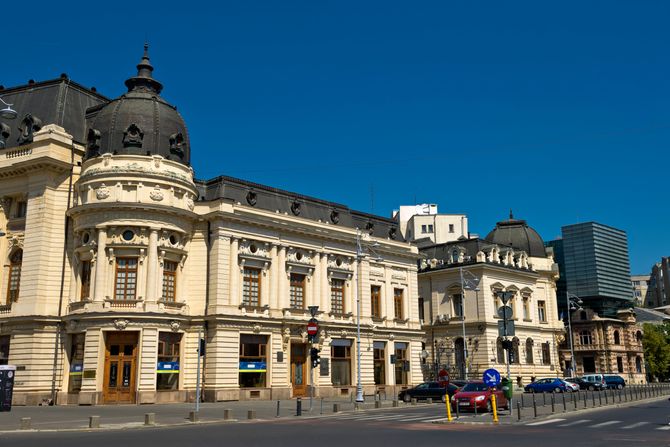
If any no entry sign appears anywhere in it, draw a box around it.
[307,319,318,336]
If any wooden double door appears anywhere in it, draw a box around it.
[291,343,307,397]
[103,332,138,404]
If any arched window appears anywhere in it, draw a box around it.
[579,330,592,345]
[451,250,459,264]
[635,356,642,373]
[636,331,643,343]
[496,337,505,364]
[613,330,621,345]
[6,249,23,304]
[512,337,520,364]
[580,310,587,321]
[525,338,534,364]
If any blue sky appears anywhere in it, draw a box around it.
[3,1,668,274]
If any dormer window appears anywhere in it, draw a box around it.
[15,200,26,218]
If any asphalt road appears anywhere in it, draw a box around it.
[2,398,668,447]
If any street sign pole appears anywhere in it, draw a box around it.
[195,328,202,413]
[307,307,319,412]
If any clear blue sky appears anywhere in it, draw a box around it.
[4,1,668,274]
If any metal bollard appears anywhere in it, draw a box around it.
[375,400,382,408]
[248,410,256,420]
[144,413,155,426]
[89,415,101,428]
[20,418,31,430]
[583,392,587,408]
[276,400,280,417]
[426,398,433,404]
[551,394,555,413]
[517,401,522,421]
[321,397,324,415]
[296,397,302,416]
[618,390,622,403]
[532,395,537,418]
[592,391,596,407]
[521,393,525,408]
[543,393,546,406]
[333,403,341,413]
[456,401,460,419]
[599,391,602,406]
[605,389,609,405]
[474,400,478,417]
[224,409,232,420]
[573,393,577,410]
[562,393,566,412]
[188,411,198,423]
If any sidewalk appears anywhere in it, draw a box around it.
[0,397,417,432]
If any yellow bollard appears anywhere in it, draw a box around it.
[491,393,499,424]
[445,393,453,422]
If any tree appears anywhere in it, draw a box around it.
[641,323,670,381]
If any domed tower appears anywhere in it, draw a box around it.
[68,46,200,405]
[485,211,547,258]
[85,44,190,164]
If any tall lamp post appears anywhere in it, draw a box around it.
[355,229,382,403]
[566,292,582,377]
[458,268,480,380]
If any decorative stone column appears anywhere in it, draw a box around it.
[93,228,107,302]
[145,229,159,302]
[229,237,240,306]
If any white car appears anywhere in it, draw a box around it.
[562,379,580,392]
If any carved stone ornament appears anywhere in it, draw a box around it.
[113,319,130,330]
[66,320,78,332]
[170,320,181,332]
[0,123,10,149]
[7,234,24,251]
[290,200,301,216]
[330,210,340,224]
[17,114,42,145]
[253,324,262,334]
[87,128,101,155]
[185,196,194,211]
[388,227,397,240]
[169,132,185,158]
[149,186,164,202]
[122,123,144,148]
[95,184,110,200]
[246,190,257,206]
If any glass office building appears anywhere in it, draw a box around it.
[547,222,634,317]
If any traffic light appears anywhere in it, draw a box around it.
[310,347,321,368]
[508,349,515,364]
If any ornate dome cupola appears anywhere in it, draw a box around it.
[485,210,547,258]
[85,44,190,165]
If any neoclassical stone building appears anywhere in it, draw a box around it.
[0,48,423,405]
[418,215,566,387]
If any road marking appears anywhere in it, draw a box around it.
[352,415,409,421]
[657,425,670,431]
[526,419,566,426]
[422,417,450,423]
[621,422,649,429]
[558,419,591,427]
[589,420,622,428]
[395,416,441,422]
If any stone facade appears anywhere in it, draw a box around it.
[559,308,646,384]
[0,53,424,405]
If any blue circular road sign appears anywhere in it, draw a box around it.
[483,368,501,387]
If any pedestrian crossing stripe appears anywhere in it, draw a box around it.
[558,420,591,427]
[526,419,566,426]
[621,422,648,429]
[657,425,670,431]
[589,420,622,428]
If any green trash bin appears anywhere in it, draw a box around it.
[501,377,513,400]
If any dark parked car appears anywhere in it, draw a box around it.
[566,377,605,391]
[524,378,572,393]
[450,381,508,412]
[604,375,626,389]
[398,382,460,403]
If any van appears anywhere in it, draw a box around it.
[604,375,626,389]
[582,374,606,387]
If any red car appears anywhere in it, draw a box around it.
[451,381,508,412]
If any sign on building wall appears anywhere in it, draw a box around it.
[157,361,180,373]
[239,361,267,372]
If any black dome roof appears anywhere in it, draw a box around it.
[485,212,546,257]
[84,45,190,165]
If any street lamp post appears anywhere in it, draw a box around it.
[566,292,582,377]
[458,268,480,380]
[354,230,381,403]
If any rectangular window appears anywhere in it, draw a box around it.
[239,334,268,388]
[541,342,551,365]
[370,285,381,318]
[157,332,181,391]
[373,341,386,385]
[394,342,409,385]
[418,297,424,322]
[0,335,9,366]
[537,300,547,322]
[15,201,26,219]
[114,258,138,300]
[331,339,351,386]
[68,333,85,393]
[449,224,454,233]
[242,267,261,307]
[421,225,427,234]
[427,224,434,233]
[394,288,404,320]
[80,261,92,300]
[616,356,624,373]
[161,261,178,302]
[331,279,345,314]
[290,274,305,309]
[452,293,463,318]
